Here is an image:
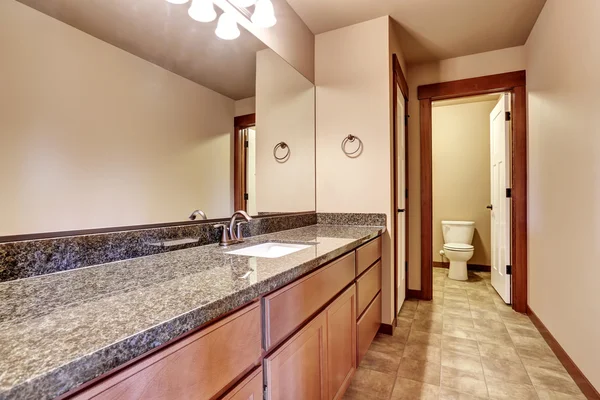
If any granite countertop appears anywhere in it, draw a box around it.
[0,224,384,400]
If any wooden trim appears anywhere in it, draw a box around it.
[406,289,422,300]
[432,261,491,272]
[419,99,433,301]
[234,114,256,211]
[377,321,395,336]
[418,70,526,100]
[392,53,410,317]
[418,71,528,312]
[527,307,600,400]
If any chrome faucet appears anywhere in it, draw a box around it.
[189,209,208,221]
[214,210,253,246]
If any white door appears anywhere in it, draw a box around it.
[396,88,406,315]
[490,93,512,303]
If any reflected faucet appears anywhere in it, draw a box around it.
[189,210,208,221]
[214,210,253,246]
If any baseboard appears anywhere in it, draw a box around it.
[527,306,600,399]
[378,318,396,335]
[407,289,422,299]
[433,261,491,272]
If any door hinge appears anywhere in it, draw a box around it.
[505,111,511,121]
[244,193,249,201]
[244,140,249,148]
[506,265,512,275]
[506,188,512,198]
[405,114,410,123]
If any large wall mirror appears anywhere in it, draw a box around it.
[0,0,315,237]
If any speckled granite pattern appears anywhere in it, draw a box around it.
[0,224,383,400]
[0,213,317,282]
[317,212,387,227]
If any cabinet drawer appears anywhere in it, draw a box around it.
[356,261,381,318]
[355,237,382,276]
[72,303,262,400]
[222,368,263,400]
[356,293,381,365]
[264,252,355,350]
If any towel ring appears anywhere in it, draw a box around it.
[341,134,363,158]
[273,142,290,162]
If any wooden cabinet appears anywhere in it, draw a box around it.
[263,252,355,350]
[71,303,261,400]
[222,368,263,400]
[264,312,328,400]
[356,261,382,317]
[326,285,356,400]
[355,236,382,276]
[356,293,382,365]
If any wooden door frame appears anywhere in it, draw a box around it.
[417,70,528,313]
[233,114,256,211]
[392,54,409,316]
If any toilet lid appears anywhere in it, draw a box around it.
[444,243,474,251]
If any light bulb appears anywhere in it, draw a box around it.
[166,0,189,4]
[188,0,217,22]
[229,0,257,7]
[251,0,276,28]
[215,12,240,40]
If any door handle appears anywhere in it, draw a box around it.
[398,209,405,213]
[486,205,493,210]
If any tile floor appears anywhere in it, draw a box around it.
[343,267,586,400]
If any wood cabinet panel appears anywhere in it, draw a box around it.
[355,237,382,276]
[264,252,355,350]
[222,368,263,400]
[356,293,381,365]
[72,303,261,400]
[264,313,328,400]
[326,285,356,400]
[356,261,382,318]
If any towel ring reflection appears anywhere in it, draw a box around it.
[273,142,290,162]
[341,134,363,158]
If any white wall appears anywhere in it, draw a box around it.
[0,1,234,235]
[525,0,600,390]
[406,46,526,289]
[316,16,401,325]
[235,97,256,117]
[432,99,497,266]
[255,49,315,213]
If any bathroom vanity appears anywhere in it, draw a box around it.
[0,224,383,400]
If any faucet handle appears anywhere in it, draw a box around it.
[213,224,229,245]
[236,221,249,241]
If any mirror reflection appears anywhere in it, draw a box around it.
[0,0,315,236]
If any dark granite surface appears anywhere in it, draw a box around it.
[317,212,387,227]
[0,224,383,400]
[0,213,316,282]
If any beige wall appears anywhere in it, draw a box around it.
[525,0,600,390]
[255,49,315,213]
[235,97,256,117]
[316,17,402,325]
[432,99,497,266]
[406,46,526,289]
[0,1,234,235]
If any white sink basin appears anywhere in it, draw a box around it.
[226,242,313,258]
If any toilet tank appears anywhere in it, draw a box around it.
[442,221,475,244]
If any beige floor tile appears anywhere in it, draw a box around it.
[369,332,406,357]
[390,377,440,400]
[360,349,402,375]
[473,319,508,333]
[343,367,396,400]
[443,315,475,327]
[477,342,521,363]
[443,324,479,341]
[397,315,414,328]
[470,309,503,322]
[407,329,442,348]
[442,336,479,356]
[403,343,442,363]
[519,354,566,373]
[402,300,419,311]
[414,309,444,322]
[439,386,488,399]
[505,323,542,338]
[443,288,468,296]
[485,376,538,400]
[399,308,417,319]
[411,319,443,334]
[481,356,531,384]
[443,308,473,319]
[500,311,533,325]
[535,388,587,400]
[396,357,441,386]
[469,302,498,313]
[440,366,488,398]
[441,349,483,375]
[524,365,583,396]
[444,293,470,302]
[443,300,472,311]
[475,330,513,346]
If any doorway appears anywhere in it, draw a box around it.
[417,71,528,313]
[234,114,256,213]
[392,54,409,317]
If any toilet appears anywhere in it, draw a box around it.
[441,221,475,281]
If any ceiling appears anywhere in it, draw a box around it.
[287,0,546,64]
[17,0,267,100]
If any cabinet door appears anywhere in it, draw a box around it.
[222,368,263,400]
[326,285,357,400]
[264,313,328,400]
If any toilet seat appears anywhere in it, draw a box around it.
[443,243,474,252]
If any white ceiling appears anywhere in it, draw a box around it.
[17,0,267,100]
[287,0,546,64]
